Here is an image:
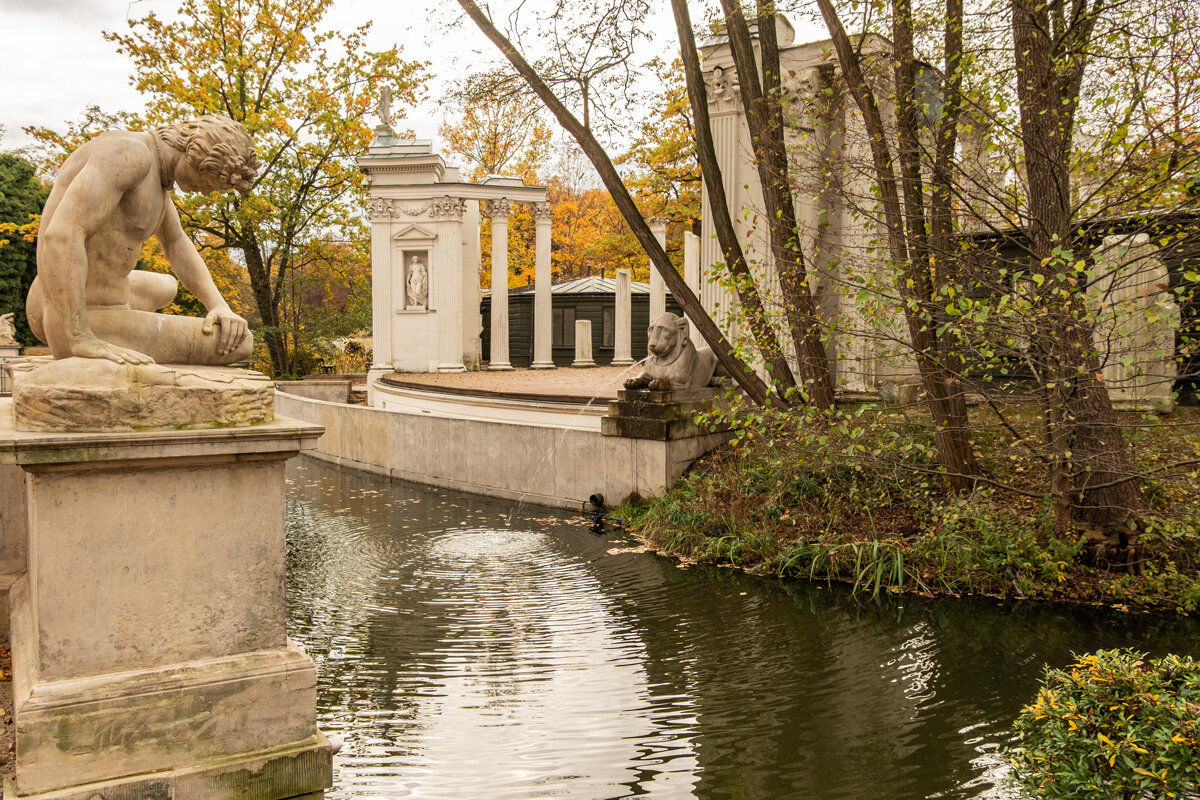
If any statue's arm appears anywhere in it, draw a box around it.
[156,201,248,356]
[155,200,229,312]
[38,140,155,363]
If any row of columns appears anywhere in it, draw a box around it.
[486,199,555,370]
[484,206,701,369]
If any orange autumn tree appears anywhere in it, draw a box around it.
[105,0,426,375]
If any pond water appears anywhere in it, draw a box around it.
[285,458,1200,800]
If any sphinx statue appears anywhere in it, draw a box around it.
[624,312,721,392]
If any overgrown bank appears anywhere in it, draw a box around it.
[621,404,1200,613]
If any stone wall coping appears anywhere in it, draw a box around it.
[0,399,323,468]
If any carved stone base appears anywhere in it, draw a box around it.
[0,407,329,799]
[3,629,333,799]
[600,387,733,503]
[6,357,273,432]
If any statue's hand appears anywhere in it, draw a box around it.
[202,308,249,356]
[70,336,155,365]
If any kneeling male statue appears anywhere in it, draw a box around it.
[27,115,260,366]
[624,312,722,392]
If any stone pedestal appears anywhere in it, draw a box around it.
[0,370,332,799]
[600,387,733,503]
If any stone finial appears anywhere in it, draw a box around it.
[376,85,394,135]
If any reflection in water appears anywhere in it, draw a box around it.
[285,459,1200,800]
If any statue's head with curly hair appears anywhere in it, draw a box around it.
[155,115,260,193]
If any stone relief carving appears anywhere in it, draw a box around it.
[705,65,741,113]
[624,312,722,391]
[429,196,467,220]
[376,85,394,135]
[367,198,438,220]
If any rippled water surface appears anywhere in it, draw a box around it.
[285,458,1200,800]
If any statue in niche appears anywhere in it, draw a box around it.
[26,115,259,366]
[0,313,17,346]
[406,256,428,308]
[624,312,722,391]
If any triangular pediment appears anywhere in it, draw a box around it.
[392,223,437,241]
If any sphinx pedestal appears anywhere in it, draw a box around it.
[0,392,332,799]
[600,387,733,504]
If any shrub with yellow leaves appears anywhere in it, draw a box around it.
[1010,649,1200,798]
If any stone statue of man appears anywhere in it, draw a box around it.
[26,115,260,366]
[0,312,17,346]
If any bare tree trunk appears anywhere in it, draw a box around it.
[1012,0,1145,525]
[815,0,983,489]
[457,0,782,410]
[718,2,836,409]
[240,233,287,375]
[671,0,799,404]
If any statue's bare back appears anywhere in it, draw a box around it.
[28,116,260,366]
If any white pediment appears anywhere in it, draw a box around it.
[392,223,437,241]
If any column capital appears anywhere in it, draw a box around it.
[648,216,670,232]
[366,197,393,221]
[483,198,514,219]
[532,201,553,221]
[429,195,467,220]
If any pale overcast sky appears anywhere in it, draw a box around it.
[0,0,510,151]
[0,1,826,155]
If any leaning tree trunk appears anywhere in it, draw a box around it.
[718,1,836,409]
[458,0,784,410]
[1012,0,1145,526]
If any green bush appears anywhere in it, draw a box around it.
[1010,649,1200,798]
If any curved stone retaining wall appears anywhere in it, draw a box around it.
[275,383,731,511]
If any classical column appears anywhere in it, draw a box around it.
[649,217,669,321]
[365,198,394,405]
[531,201,555,369]
[486,198,514,370]
[572,319,595,367]
[434,196,468,373]
[612,268,634,366]
[683,231,701,343]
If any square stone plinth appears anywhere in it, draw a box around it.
[0,402,332,799]
[600,387,734,503]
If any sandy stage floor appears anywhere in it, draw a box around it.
[383,364,645,402]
